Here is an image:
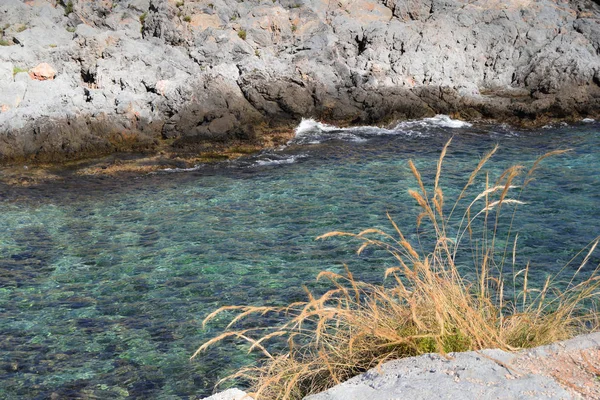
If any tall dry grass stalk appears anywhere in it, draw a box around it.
[193,140,600,399]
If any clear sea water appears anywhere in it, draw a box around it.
[0,117,599,398]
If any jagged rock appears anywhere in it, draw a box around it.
[0,0,599,163]
[143,0,186,45]
[383,0,433,21]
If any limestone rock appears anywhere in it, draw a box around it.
[305,332,600,400]
[0,63,13,83]
[0,0,599,163]
[201,388,252,400]
[0,81,27,110]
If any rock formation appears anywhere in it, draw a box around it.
[0,0,599,163]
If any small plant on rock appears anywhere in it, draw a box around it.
[13,67,28,76]
[238,29,246,40]
[183,15,192,22]
[64,0,74,16]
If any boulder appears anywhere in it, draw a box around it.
[29,63,56,81]
[208,113,237,136]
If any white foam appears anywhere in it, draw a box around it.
[425,114,472,128]
[292,119,370,144]
[294,119,337,135]
[395,115,472,129]
[295,119,393,136]
[291,115,471,145]
[161,166,201,172]
[582,118,595,123]
[254,154,306,166]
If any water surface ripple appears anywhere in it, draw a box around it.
[0,119,599,398]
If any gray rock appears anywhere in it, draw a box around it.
[305,332,600,400]
[143,0,185,45]
[201,388,252,400]
[127,0,151,13]
[0,62,13,83]
[1,0,600,162]
[0,81,27,109]
[0,0,29,26]
[305,351,571,399]
[14,72,29,83]
[13,26,73,49]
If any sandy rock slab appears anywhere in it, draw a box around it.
[202,388,253,400]
[306,332,600,400]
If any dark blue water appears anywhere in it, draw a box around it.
[0,117,599,398]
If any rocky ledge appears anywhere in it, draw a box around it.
[1,0,599,164]
[204,332,600,399]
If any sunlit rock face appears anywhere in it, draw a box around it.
[0,0,599,162]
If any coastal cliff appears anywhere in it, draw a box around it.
[0,0,599,163]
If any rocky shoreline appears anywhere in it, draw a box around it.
[1,0,599,165]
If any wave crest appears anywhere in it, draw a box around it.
[292,115,471,144]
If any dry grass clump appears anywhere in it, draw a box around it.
[193,139,600,399]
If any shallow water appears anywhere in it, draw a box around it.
[1,118,599,398]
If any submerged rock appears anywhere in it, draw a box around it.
[0,0,599,163]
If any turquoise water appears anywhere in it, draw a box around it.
[0,118,599,398]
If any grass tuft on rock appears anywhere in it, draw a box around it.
[194,139,600,399]
[13,66,27,76]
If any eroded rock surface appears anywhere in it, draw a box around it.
[304,332,600,400]
[0,0,599,162]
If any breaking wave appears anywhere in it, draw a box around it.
[164,115,476,172]
[292,115,472,144]
[253,154,307,167]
